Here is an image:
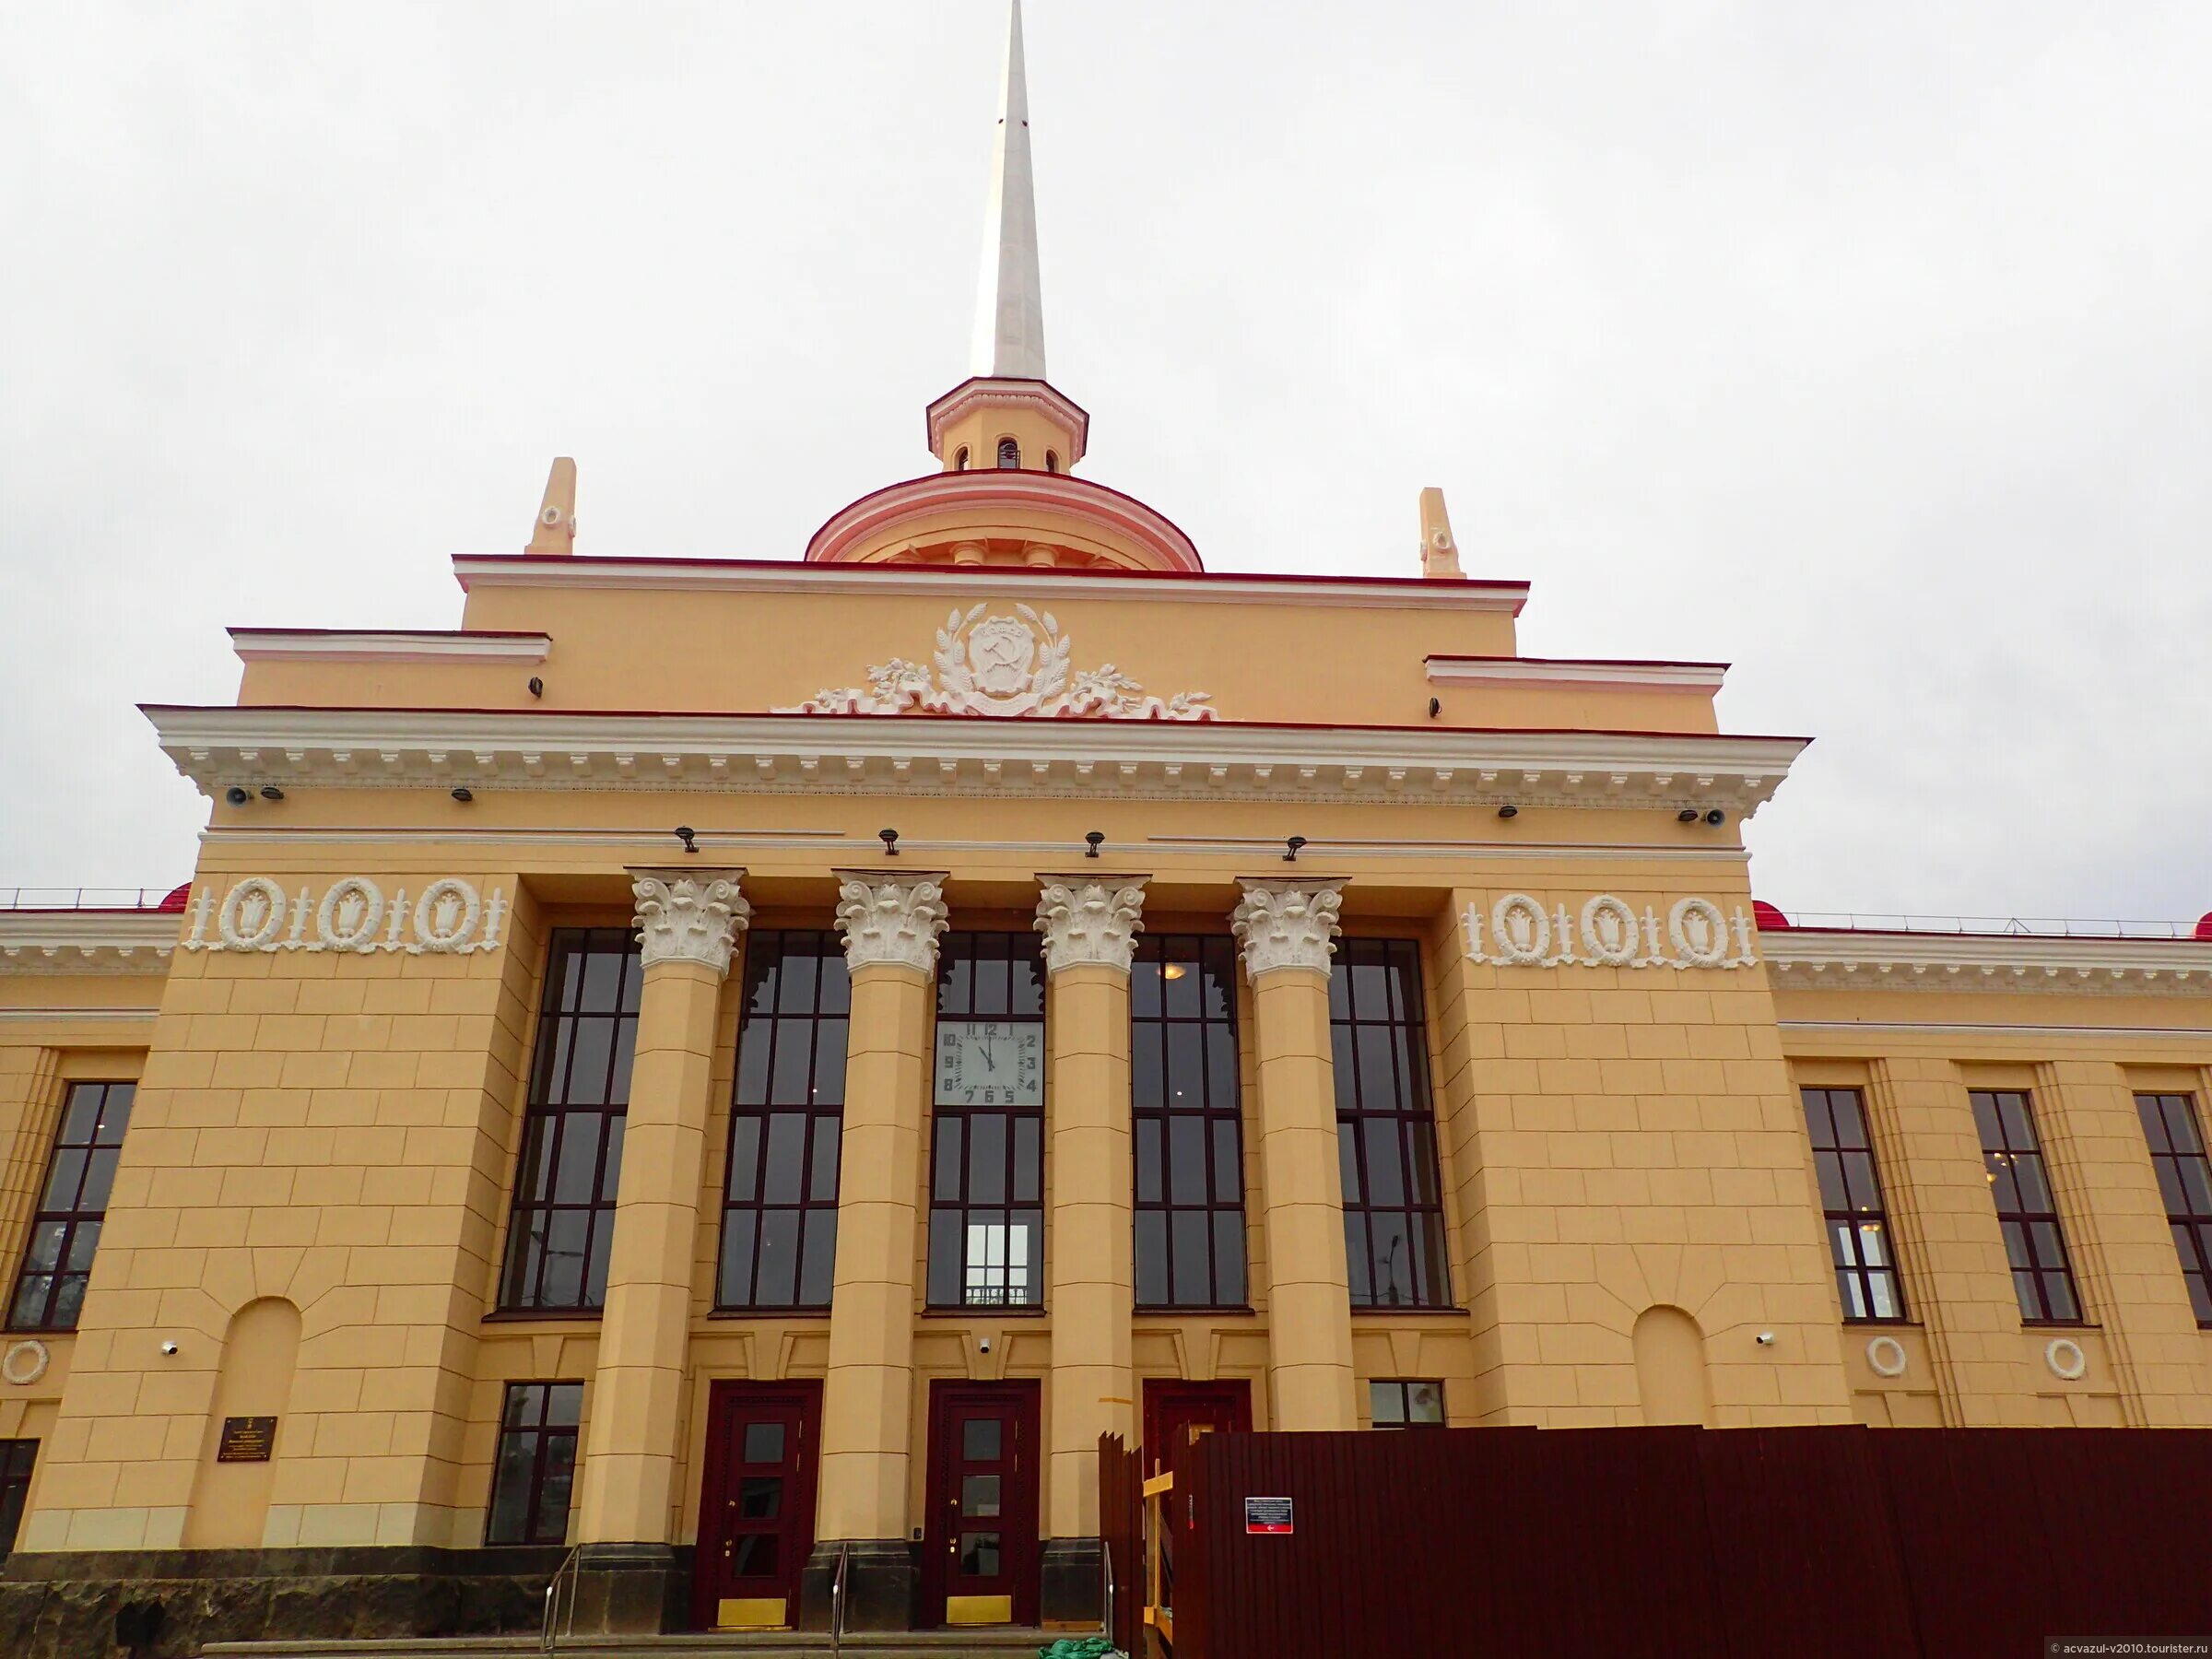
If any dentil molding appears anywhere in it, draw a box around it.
[1035,878,1147,973]
[630,871,750,976]
[835,875,950,972]
[182,877,505,956]
[1464,893,1759,971]
[1230,881,1346,981]
[778,604,1217,721]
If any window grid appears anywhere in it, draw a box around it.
[485,1382,582,1546]
[1799,1088,1908,1323]
[1971,1088,2083,1326]
[8,1081,134,1333]
[927,935,1045,1310]
[1369,1380,1445,1429]
[1131,935,1248,1311]
[498,930,641,1313]
[1331,940,1452,1310]
[2136,1092,2212,1326]
[719,931,850,1312]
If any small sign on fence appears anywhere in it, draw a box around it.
[1244,1496,1294,1535]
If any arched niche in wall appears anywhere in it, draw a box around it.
[182,1297,301,1548]
[1632,1304,1712,1428]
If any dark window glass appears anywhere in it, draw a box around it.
[8,1081,133,1332]
[1972,1088,2083,1325]
[927,935,1045,1309]
[1369,1379,1445,1428]
[1332,941,1451,1309]
[486,1381,582,1545]
[2137,1092,2212,1326]
[720,932,849,1311]
[1799,1088,1907,1322]
[996,437,1021,469]
[1132,935,1246,1308]
[498,930,641,1312]
[0,1440,34,1559]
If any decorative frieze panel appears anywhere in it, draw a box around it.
[1463,893,1759,971]
[778,605,1217,721]
[182,877,506,955]
[1035,878,1147,973]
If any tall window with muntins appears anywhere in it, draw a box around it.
[996,437,1021,469]
[2137,1091,2212,1325]
[0,1440,35,1559]
[1800,1087,1907,1322]
[1132,935,1247,1309]
[1331,940,1451,1309]
[1369,1380,1445,1428]
[8,1080,134,1332]
[486,1381,582,1545]
[719,931,849,1312]
[499,929,641,1313]
[1971,1088,2083,1325]
[928,934,1046,1309]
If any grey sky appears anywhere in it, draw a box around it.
[4,3,2207,924]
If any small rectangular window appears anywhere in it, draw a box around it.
[926,935,1046,1310]
[1332,941,1452,1310]
[8,1080,134,1332]
[1369,1380,1445,1428]
[1132,935,1247,1310]
[486,1382,582,1546]
[498,930,642,1313]
[1971,1088,2083,1325]
[2136,1092,2212,1326]
[0,1439,35,1559]
[1799,1088,1907,1323]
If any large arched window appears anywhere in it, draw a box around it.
[996,437,1021,469]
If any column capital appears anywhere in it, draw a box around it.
[629,868,750,977]
[1230,877,1347,982]
[1034,876,1148,974]
[834,871,950,972]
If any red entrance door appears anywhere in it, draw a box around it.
[1142,1378,1252,1478]
[692,1382,820,1631]
[923,1380,1041,1628]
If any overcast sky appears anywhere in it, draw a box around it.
[3,2,2207,924]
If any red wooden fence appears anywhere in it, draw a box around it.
[1099,1431,1141,1655]
[1157,1425,2212,1659]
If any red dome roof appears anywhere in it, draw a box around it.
[158,883,191,912]
[1751,900,1791,931]
[2195,912,2212,942]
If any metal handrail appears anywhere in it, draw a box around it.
[830,1539,852,1659]
[541,1545,582,1653]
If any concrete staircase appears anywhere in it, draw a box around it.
[200,1630,1090,1659]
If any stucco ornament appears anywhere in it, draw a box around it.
[188,877,505,956]
[835,876,950,972]
[780,604,1216,721]
[0,1339,49,1387]
[1230,881,1345,982]
[1035,879,1147,973]
[631,872,751,976]
[1462,894,1758,971]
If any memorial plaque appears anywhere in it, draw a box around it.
[1243,1496,1293,1535]
[217,1415,277,1463]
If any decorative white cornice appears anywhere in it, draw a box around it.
[1463,893,1759,971]
[1230,880,1346,982]
[453,555,1529,615]
[630,869,750,976]
[0,911,179,975]
[1426,656,1727,694]
[834,873,950,973]
[1035,877,1147,973]
[1762,929,2212,996]
[143,706,1804,819]
[229,629,551,665]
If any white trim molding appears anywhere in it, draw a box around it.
[631,870,750,976]
[0,911,179,975]
[1035,877,1147,974]
[229,629,551,665]
[1426,656,1727,695]
[835,874,950,973]
[1231,880,1345,981]
[180,877,505,956]
[1463,894,1759,971]
[144,706,1805,818]
[1762,929,2212,995]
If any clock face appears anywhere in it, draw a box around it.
[934,1019,1044,1106]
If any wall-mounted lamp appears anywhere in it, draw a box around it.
[1497,804,1518,819]
[1677,807,1700,823]
[259,785,285,802]
[1084,830,1105,859]
[880,828,900,856]
[450,786,474,804]
[526,677,544,699]
[674,825,698,854]
[1428,697,1441,719]
[1283,835,1308,862]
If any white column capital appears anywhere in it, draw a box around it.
[1034,876,1147,974]
[629,868,750,977]
[1230,878,1346,982]
[834,871,951,972]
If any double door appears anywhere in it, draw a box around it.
[923,1380,1041,1627]
[692,1382,820,1631]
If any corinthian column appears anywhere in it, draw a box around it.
[573,871,748,1631]
[1232,879,1358,1431]
[810,873,948,1630]
[1034,877,1145,1617]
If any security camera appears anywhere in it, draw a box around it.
[979,1337,992,1354]
[159,1340,180,1357]
[1755,1332,1775,1347]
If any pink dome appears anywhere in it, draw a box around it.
[1751,900,1791,931]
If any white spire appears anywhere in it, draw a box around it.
[970,0,1047,382]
